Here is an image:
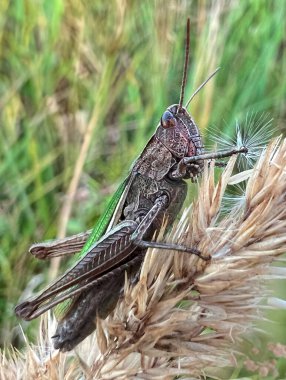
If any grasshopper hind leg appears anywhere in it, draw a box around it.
[53,278,122,351]
[52,254,143,352]
[131,194,210,261]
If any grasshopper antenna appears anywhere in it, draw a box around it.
[178,18,190,112]
[185,67,221,109]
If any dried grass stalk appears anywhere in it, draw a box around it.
[2,137,286,379]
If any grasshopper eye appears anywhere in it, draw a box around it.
[161,110,177,129]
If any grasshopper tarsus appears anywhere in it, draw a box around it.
[214,162,227,168]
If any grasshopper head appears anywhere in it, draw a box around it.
[152,18,219,178]
[134,19,218,181]
[153,19,204,174]
[156,104,203,160]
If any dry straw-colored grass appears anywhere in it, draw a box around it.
[2,137,286,379]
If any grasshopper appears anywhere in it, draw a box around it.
[15,19,247,352]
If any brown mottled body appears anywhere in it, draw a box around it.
[16,101,204,351]
[53,109,199,350]
[15,19,217,352]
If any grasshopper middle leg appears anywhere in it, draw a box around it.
[131,194,210,261]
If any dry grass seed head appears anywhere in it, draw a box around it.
[2,137,286,379]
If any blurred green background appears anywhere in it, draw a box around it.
[0,0,285,377]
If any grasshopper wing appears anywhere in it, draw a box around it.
[15,220,138,320]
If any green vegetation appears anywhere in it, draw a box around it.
[0,0,285,377]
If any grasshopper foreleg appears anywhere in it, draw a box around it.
[170,160,202,180]
[131,194,210,260]
[170,146,248,180]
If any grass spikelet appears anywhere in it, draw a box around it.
[2,137,286,378]
[209,112,274,170]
